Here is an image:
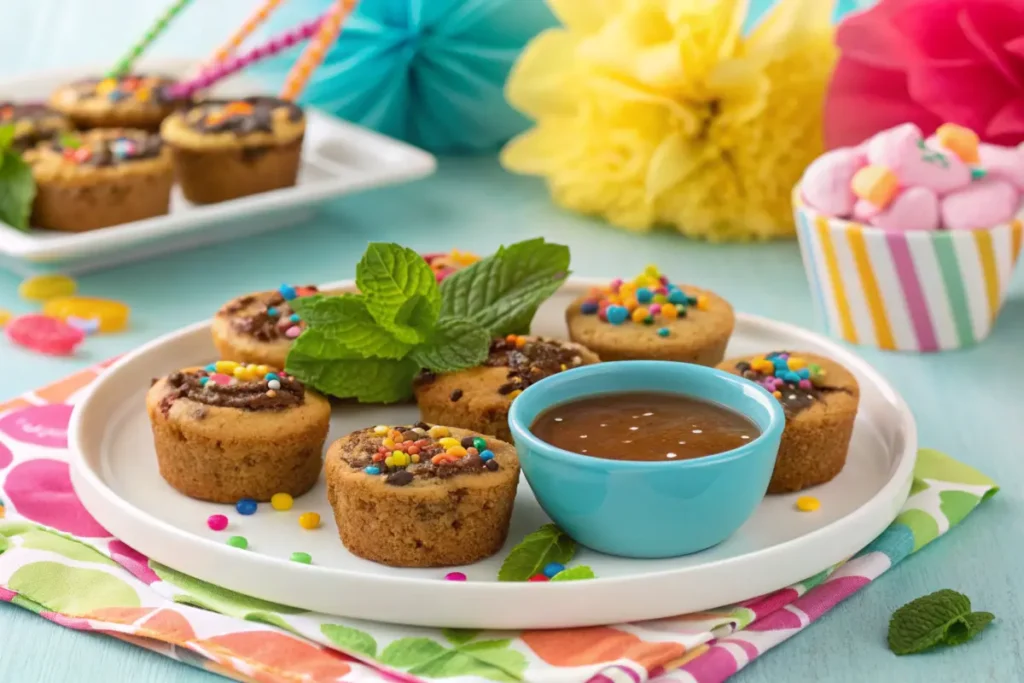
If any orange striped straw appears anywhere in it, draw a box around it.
[201,0,286,71]
[279,0,356,101]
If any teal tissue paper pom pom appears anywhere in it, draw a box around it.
[249,0,557,154]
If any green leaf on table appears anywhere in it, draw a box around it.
[286,348,418,404]
[498,524,576,582]
[442,628,481,646]
[150,561,306,616]
[409,317,490,373]
[321,623,378,658]
[0,123,15,151]
[888,589,994,655]
[440,238,570,337]
[356,243,440,344]
[550,565,595,581]
[289,294,413,359]
[378,637,449,668]
[0,151,35,231]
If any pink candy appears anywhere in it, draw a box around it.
[977,144,1024,190]
[940,178,1019,231]
[207,514,229,531]
[867,123,971,195]
[801,148,864,217]
[6,314,85,356]
[871,187,940,232]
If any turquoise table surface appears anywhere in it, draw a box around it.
[1,2,1021,682]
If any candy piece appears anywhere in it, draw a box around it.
[235,498,258,515]
[207,514,228,531]
[298,512,320,529]
[800,147,865,216]
[796,496,820,512]
[43,297,130,333]
[934,123,980,163]
[851,165,900,208]
[66,316,100,335]
[0,309,11,327]
[869,187,941,232]
[978,144,1024,190]
[852,199,883,222]
[6,314,85,355]
[290,552,312,564]
[227,536,248,549]
[940,178,1020,231]
[528,574,549,582]
[543,562,565,578]
[18,274,77,301]
[866,124,971,195]
[271,493,293,511]
[445,571,467,581]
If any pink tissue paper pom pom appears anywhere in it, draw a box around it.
[825,0,1024,149]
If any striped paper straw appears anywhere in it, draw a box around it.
[279,0,357,101]
[794,191,1024,352]
[107,0,195,77]
[201,0,286,71]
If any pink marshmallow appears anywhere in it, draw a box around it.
[866,124,971,195]
[940,178,1020,231]
[852,199,882,222]
[868,187,941,232]
[800,147,866,217]
[978,144,1024,191]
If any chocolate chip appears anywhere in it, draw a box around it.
[460,436,476,449]
[386,470,414,487]
[484,460,499,471]
[414,421,429,430]
[464,454,483,469]
[497,382,517,395]
[736,361,751,372]
[401,430,420,442]
[450,389,463,402]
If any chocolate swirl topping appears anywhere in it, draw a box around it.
[485,337,586,394]
[223,286,318,342]
[0,102,68,150]
[734,350,847,417]
[65,75,180,104]
[185,96,304,136]
[50,131,163,167]
[159,369,304,414]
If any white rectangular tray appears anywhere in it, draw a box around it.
[0,59,436,275]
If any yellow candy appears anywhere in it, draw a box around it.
[216,361,239,374]
[508,389,523,399]
[19,274,77,302]
[796,496,821,512]
[936,123,979,163]
[42,297,129,333]
[696,295,709,311]
[644,264,660,278]
[373,425,389,435]
[385,456,395,467]
[631,307,649,323]
[0,503,5,519]
[0,309,10,327]
[851,165,899,207]
[382,438,395,448]
[298,512,320,530]
[446,446,468,458]
[233,367,253,380]
[751,358,774,373]
[96,78,117,94]
[392,452,410,467]
[662,305,678,320]
[411,454,421,463]
[427,425,449,438]
[270,493,293,511]
[255,365,270,375]
[787,357,807,371]
[438,437,460,449]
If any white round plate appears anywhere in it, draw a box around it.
[69,278,917,629]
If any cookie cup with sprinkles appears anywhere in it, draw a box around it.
[0,102,72,152]
[49,74,188,131]
[212,284,320,369]
[718,351,859,493]
[414,335,600,441]
[24,128,172,232]
[566,267,735,365]
[325,424,520,568]
[146,362,331,503]
[160,96,305,205]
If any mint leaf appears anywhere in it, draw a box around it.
[0,124,15,150]
[378,637,448,668]
[356,243,440,344]
[497,524,576,582]
[888,589,982,655]
[440,238,569,337]
[320,624,378,658]
[408,317,490,373]
[290,294,412,359]
[0,151,35,231]
[286,349,418,403]
[551,565,595,581]
[944,612,994,647]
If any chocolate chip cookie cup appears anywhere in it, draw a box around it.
[325,423,520,568]
[146,362,331,503]
[49,74,187,131]
[0,102,72,152]
[160,96,305,204]
[212,284,320,369]
[24,128,173,232]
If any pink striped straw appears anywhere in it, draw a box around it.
[165,14,324,100]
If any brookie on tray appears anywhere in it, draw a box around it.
[0,102,72,151]
[48,74,189,131]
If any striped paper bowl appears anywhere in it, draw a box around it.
[794,190,1024,351]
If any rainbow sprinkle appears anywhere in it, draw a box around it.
[578,266,707,331]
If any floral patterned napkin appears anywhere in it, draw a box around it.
[0,364,998,683]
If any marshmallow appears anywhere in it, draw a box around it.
[869,187,941,232]
[935,123,980,163]
[867,124,971,195]
[940,178,1020,231]
[852,199,882,222]
[851,165,900,207]
[978,144,1024,191]
[800,147,866,217]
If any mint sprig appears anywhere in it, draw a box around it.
[888,589,994,655]
[285,239,570,403]
[0,123,36,232]
[550,565,595,581]
[498,524,576,581]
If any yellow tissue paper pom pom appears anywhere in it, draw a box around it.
[502,0,836,241]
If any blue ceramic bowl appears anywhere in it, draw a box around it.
[507,361,785,558]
